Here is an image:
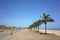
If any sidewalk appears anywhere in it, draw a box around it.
[7,29,60,40]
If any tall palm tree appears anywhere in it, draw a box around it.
[33,21,39,31]
[37,20,43,32]
[34,20,43,32]
[35,20,39,31]
[28,20,43,32]
[32,24,36,30]
[28,25,33,30]
[28,23,36,30]
[41,13,54,34]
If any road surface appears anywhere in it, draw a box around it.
[0,29,23,40]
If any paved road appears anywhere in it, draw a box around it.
[0,29,23,40]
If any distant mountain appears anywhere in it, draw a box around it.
[0,25,7,29]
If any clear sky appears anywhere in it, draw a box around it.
[0,0,60,29]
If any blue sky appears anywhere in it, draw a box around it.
[0,0,60,29]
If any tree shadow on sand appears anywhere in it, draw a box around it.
[34,30,60,37]
[29,29,60,40]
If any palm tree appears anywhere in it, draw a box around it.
[28,23,36,30]
[28,25,32,30]
[34,20,43,32]
[28,20,43,32]
[37,20,43,32]
[32,24,36,30]
[33,22,37,31]
[41,13,54,34]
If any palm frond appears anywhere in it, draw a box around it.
[47,14,50,17]
[47,18,54,22]
[43,13,46,18]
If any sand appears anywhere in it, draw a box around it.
[7,29,60,40]
[39,30,60,36]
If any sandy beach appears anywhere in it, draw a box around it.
[7,29,60,40]
[39,30,60,36]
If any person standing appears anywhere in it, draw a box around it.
[10,27,13,36]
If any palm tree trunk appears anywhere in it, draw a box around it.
[34,27,35,31]
[31,28,32,30]
[45,22,47,34]
[38,26,39,32]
